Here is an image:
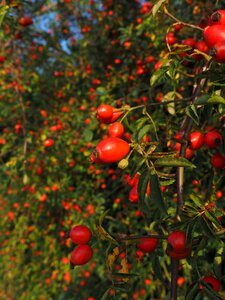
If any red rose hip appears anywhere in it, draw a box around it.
[70,225,92,244]
[71,244,93,266]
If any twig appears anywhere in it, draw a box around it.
[164,7,203,32]
[175,62,210,221]
[118,234,167,242]
[170,259,179,300]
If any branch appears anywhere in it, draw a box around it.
[170,259,179,300]
[164,7,203,31]
[175,62,210,221]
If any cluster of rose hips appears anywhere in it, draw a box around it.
[136,231,220,293]
[90,104,130,164]
[69,225,93,267]
[203,10,225,63]
[171,128,224,168]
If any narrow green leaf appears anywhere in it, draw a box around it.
[207,95,225,105]
[100,288,111,300]
[152,0,167,16]
[189,194,202,208]
[186,219,197,246]
[136,117,148,131]
[149,174,167,214]
[159,179,175,186]
[199,217,216,239]
[204,210,221,228]
[99,210,110,226]
[155,157,196,168]
[194,94,211,105]
[130,158,145,177]
[150,68,166,86]
[186,105,199,125]
[185,282,199,300]
[152,256,164,281]
[138,168,150,210]
[137,124,152,141]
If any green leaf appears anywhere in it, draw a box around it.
[137,124,152,141]
[96,87,107,96]
[152,0,167,17]
[154,157,196,168]
[186,105,199,125]
[0,5,9,26]
[138,168,150,210]
[194,94,211,105]
[149,174,167,214]
[83,129,93,142]
[207,95,225,105]
[152,256,164,281]
[186,219,197,246]
[136,117,148,131]
[185,282,199,300]
[199,217,216,240]
[150,68,166,86]
[189,194,202,208]
[130,158,145,177]
[159,179,175,186]
[204,210,221,228]
[100,288,111,300]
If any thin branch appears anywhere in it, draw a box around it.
[118,234,167,242]
[164,7,203,31]
[175,62,211,221]
[170,259,179,300]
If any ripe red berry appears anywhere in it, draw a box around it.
[90,137,130,164]
[108,122,124,138]
[97,104,113,120]
[70,225,92,244]
[210,10,225,26]
[189,131,204,150]
[129,184,139,203]
[202,275,220,292]
[71,244,93,266]
[18,17,33,26]
[212,41,225,63]
[182,38,197,48]
[44,139,54,147]
[210,153,225,168]
[203,25,225,48]
[166,247,191,259]
[165,32,177,45]
[204,130,222,148]
[216,190,223,199]
[167,230,187,253]
[137,237,158,253]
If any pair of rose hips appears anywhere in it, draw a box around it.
[203,10,225,63]
[136,230,191,260]
[90,104,130,164]
[70,225,93,266]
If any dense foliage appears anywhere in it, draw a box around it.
[0,0,225,299]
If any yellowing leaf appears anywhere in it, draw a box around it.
[119,255,129,283]
[107,247,120,270]
[96,225,118,245]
